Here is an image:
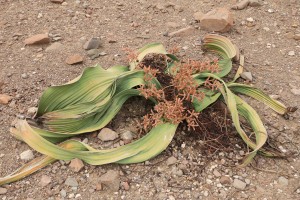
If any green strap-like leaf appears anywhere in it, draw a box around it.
[228,83,288,115]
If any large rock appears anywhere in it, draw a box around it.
[200,8,234,32]
[24,34,50,45]
[98,128,119,141]
[99,170,120,191]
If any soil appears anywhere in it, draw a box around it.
[1,0,300,200]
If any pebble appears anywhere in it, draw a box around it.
[0,94,13,105]
[213,169,221,177]
[40,175,52,187]
[60,189,67,197]
[61,2,68,6]
[20,150,34,161]
[294,34,300,40]
[291,89,300,95]
[288,51,295,56]
[220,176,231,184]
[200,8,233,32]
[249,0,261,7]
[246,17,254,22]
[21,73,28,79]
[240,72,253,81]
[65,177,78,187]
[121,131,134,144]
[45,42,63,52]
[87,49,104,59]
[278,176,289,186]
[232,179,247,190]
[24,34,50,45]
[168,195,175,200]
[0,187,7,194]
[98,128,119,141]
[166,156,177,166]
[165,22,180,28]
[245,178,251,185]
[99,170,120,191]
[168,26,194,37]
[83,38,101,50]
[65,54,84,65]
[193,11,204,21]
[121,182,130,191]
[50,0,64,3]
[27,107,38,115]
[75,194,81,198]
[203,191,209,197]
[69,158,84,172]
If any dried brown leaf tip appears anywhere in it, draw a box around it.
[123,47,138,63]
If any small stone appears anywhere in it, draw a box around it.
[246,17,254,22]
[294,34,300,40]
[122,182,130,191]
[296,188,300,194]
[168,26,194,37]
[27,107,38,115]
[60,189,67,197]
[267,9,274,13]
[21,73,28,79]
[83,38,101,50]
[213,169,221,177]
[166,22,180,28]
[24,34,50,45]
[65,54,84,65]
[203,191,209,197]
[193,11,204,21]
[220,176,231,185]
[99,170,120,191]
[65,177,78,187]
[249,0,261,7]
[0,94,12,105]
[263,27,270,31]
[168,195,175,200]
[50,0,64,3]
[285,32,295,39]
[69,158,84,172]
[61,2,68,6]
[95,183,102,191]
[69,193,75,198]
[245,178,251,185]
[166,156,177,166]
[75,194,81,198]
[240,72,253,81]
[288,51,295,56]
[278,176,289,186]
[121,131,134,144]
[200,8,233,32]
[98,128,119,141]
[0,187,7,194]
[45,42,63,52]
[20,150,34,161]
[291,89,300,96]
[40,175,52,187]
[232,179,247,190]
